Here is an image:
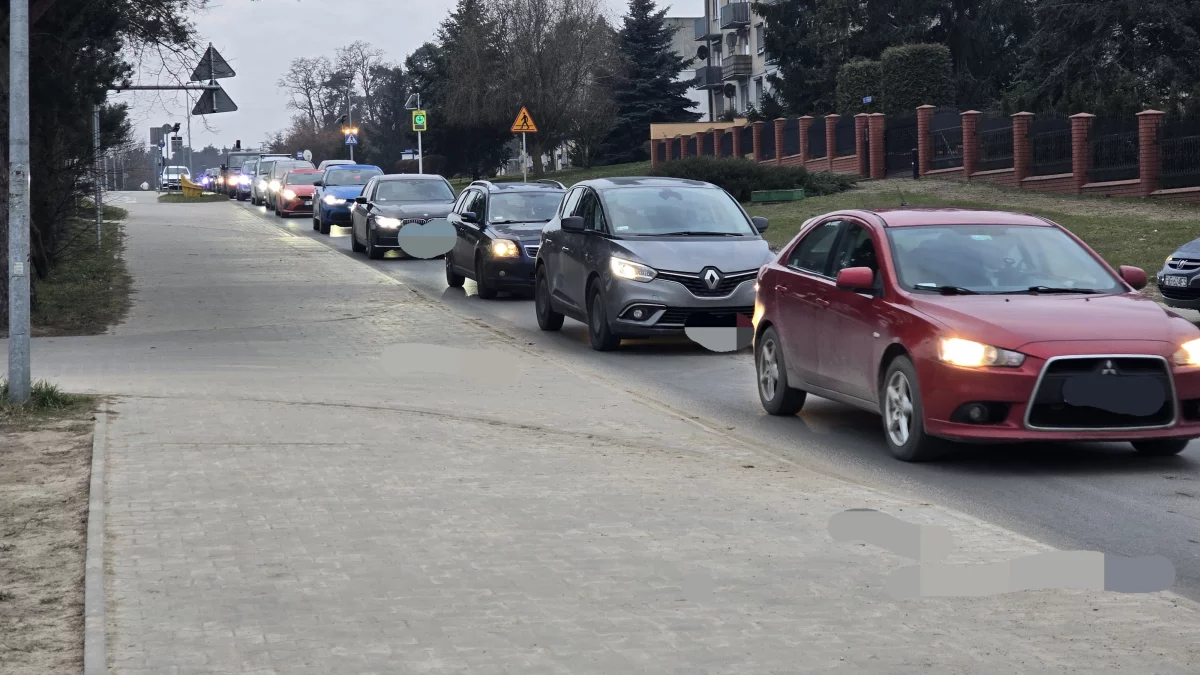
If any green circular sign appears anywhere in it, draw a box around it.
[414,114,426,124]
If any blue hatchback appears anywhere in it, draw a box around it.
[312,164,383,235]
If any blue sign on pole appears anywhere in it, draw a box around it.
[345,133,358,146]
[863,95,874,104]
[295,151,303,159]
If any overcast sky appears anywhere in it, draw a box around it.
[119,0,705,153]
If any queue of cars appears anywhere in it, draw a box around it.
[238,163,1200,462]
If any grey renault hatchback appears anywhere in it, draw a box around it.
[534,177,773,351]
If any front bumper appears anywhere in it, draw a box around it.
[478,244,538,288]
[603,273,756,337]
[279,196,314,214]
[1157,267,1200,308]
[918,343,1200,443]
[321,203,352,224]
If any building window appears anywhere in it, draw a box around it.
[740,84,749,113]
[754,77,763,108]
[755,24,764,54]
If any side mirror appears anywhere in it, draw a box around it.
[752,216,769,233]
[461,211,477,223]
[1119,265,1147,290]
[354,196,368,204]
[312,180,323,187]
[835,266,875,292]
[561,215,585,232]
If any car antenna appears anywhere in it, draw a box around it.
[896,187,908,207]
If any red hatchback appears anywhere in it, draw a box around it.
[752,208,1200,461]
[274,169,322,217]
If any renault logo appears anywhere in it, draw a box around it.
[703,268,722,290]
[1100,359,1118,375]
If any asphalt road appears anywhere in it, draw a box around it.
[241,200,1200,601]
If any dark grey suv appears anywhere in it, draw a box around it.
[1159,240,1200,308]
[534,177,773,351]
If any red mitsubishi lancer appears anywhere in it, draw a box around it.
[273,169,322,217]
[752,208,1200,461]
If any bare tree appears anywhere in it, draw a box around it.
[336,41,389,125]
[277,56,336,131]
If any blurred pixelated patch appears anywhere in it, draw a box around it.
[380,343,520,386]
[396,219,456,259]
[684,311,754,353]
[828,509,1175,598]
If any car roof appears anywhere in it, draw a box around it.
[473,181,564,193]
[286,168,321,173]
[375,173,448,181]
[839,208,1053,228]
[579,176,715,190]
[325,164,380,171]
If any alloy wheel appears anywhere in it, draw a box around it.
[884,370,914,447]
[758,338,779,402]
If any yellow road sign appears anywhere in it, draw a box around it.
[412,109,427,132]
[511,106,538,133]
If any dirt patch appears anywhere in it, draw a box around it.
[0,413,95,674]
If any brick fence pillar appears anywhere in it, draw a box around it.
[752,121,765,162]
[855,113,870,177]
[678,134,687,159]
[713,128,724,157]
[650,138,660,168]
[1137,109,1166,197]
[961,110,982,178]
[824,113,839,171]
[868,113,886,179]
[798,116,813,163]
[732,125,743,158]
[1011,112,1033,184]
[916,105,935,175]
[773,118,786,164]
[1070,113,1095,193]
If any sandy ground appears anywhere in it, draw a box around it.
[0,416,93,675]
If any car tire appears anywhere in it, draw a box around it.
[366,229,383,260]
[475,254,497,299]
[535,265,564,331]
[755,326,807,416]
[1131,439,1190,456]
[587,283,621,351]
[312,217,319,231]
[445,252,465,288]
[318,217,331,235]
[350,227,365,253]
[880,355,946,462]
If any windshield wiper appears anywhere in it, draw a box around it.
[913,283,979,295]
[491,219,549,224]
[1022,286,1101,295]
[652,231,743,236]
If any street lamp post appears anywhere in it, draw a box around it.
[8,0,31,403]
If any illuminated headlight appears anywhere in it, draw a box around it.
[491,239,520,258]
[937,337,1025,368]
[269,180,281,191]
[238,175,250,185]
[609,256,656,282]
[375,216,402,229]
[323,195,346,205]
[1173,338,1200,366]
[282,189,297,200]
[217,177,225,185]
[257,180,267,190]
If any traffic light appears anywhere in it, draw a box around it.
[412,110,427,132]
[171,123,181,133]
[234,140,241,149]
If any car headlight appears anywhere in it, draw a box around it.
[937,337,1025,368]
[609,256,656,282]
[491,239,520,257]
[323,195,346,205]
[269,180,281,191]
[282,189,297,200]
[375,216,402,229]
[1173,338,1200,366]
[238,175,250,185]
[257,180,267,190]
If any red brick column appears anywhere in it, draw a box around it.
[773,118,786,164]
[916,105,935,176]
[855,113,870,177]
[1011,112,1033,184]
[650,139,660,168]
[798,116,813,162]
[752,121,765,162]
[1070,113,1094,193]
[824,113,839,170]
[961,110,981,177]
[732,125,742,158]
[713,128,724,157]
[868,113,886,179]
[1137,109,1166,197]
[678,134,687,159]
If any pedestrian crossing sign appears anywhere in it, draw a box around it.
[345,133,358,146]
[511,106,538,133]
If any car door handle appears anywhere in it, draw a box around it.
[562,246,571,252]
[816,298,831,308]
[775,284,788,292]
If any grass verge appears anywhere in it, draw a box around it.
[0,380,95,431]
[157,191,229,203]
[450,161,652,190]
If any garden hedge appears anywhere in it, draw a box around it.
[880,44,954,115]
[648,156,856,202]
[836,59,883,114]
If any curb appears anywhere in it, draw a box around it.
[83,402,108,675]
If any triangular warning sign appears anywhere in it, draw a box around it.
[189,45,235,82]
[191,85,238,115]
[511,106,538,133]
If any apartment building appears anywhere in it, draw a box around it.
[664,16,713,121]
[693,1,778,119]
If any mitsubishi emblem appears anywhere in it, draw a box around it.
[703,268,722,290]
[1100,359,1118,375]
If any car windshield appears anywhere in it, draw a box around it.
[374,179,454,202]
[257,162,274,176]
[325,168,382,186]
[887,224,1123,294]
[228,156,249,169]
[286,173,321,185]
[241,161,257,174]
[488,192,563,223]
[600,187,755,236]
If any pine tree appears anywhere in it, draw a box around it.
[600,0,700,164]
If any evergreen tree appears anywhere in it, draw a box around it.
[600,0,699,164]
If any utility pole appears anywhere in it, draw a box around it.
[8,0,31,403]
[416,92,423,174]
[93,105,102,245]
[347,87,354,162]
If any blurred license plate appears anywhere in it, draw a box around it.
[303,200,312,205]
[1163,275,1189,287]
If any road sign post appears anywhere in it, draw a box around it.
[412,107,426,174]
[510,106,538,183]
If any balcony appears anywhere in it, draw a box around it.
[693,65,724,90]
[721,54,752,80]
[720,2,751,29]
[694,17,719,41]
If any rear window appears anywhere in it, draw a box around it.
[286,172,321,185]
[325,168,383,186]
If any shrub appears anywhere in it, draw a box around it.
[836,59,883,114]
[649,156,856,202]
[880,44,954,115]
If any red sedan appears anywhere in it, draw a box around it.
[752,208,1200,461]
[274,169,322,217]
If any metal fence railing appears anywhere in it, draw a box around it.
[884,114,918,174]
[783,117,800,157]
[929,108,963,170]
[1089,117,1139,183]
[1029,115,1072,177]
[702,133,714,156]
[834,116,857,156]
[686,136,697,156]
[808,118,826,159]
[978,116,1013,171]
[657,140,668,163]
[761,121,776,160]
[1160,115,1200,190]
[740,125,754,158]
[720,130,733,157]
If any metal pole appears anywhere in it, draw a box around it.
[94,105,102,245]
[8,0,31,403]
[347,87,354,162]
[416,92,422,174]
[186,92,193,177]
[522,133,527,183]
